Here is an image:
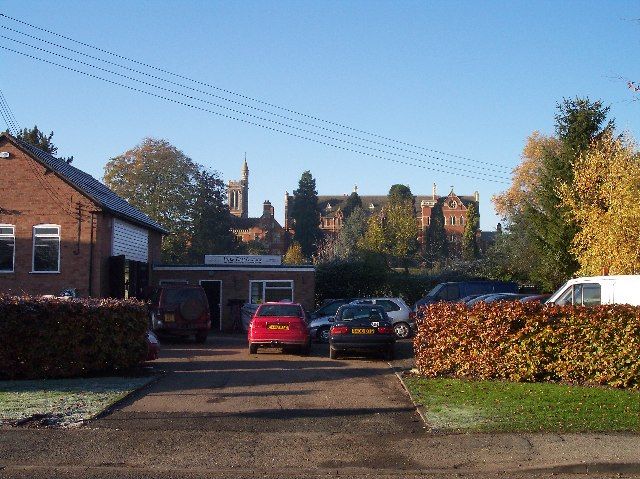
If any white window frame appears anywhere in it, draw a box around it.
[0,224,15,273]
[32,224,61,274]
[248,280,294,304]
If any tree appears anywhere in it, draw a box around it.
[104,137,235,263]
[342,191,362,218]
[290,171,321,258]
[187,169,238,261]
[560,132,640,275]
[461,202,480,261]
[424,199,448,266]
[491,98,613,290]
[16,125,73,163]
[359,213,387,257]
[388,184,414,207]
[385,203,418,270]
[335,206,368,259]
[283,242,306,264]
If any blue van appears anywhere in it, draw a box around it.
[414,281,518,309]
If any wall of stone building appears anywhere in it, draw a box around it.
[151,267,315,331]
[0,138,100,297]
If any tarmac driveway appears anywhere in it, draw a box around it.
[97,334,423,434]
[2,335,640,478]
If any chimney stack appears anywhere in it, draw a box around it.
[432,183,437,200]
[263,200,274,218]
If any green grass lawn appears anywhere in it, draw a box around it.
[403,376,640,433]
[0,376,154,427]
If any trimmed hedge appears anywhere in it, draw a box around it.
[414,302,640,389]
[0,295,148,379]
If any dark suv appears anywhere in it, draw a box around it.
[149,285,211,343]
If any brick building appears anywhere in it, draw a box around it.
[0,133,167,298]
[152,256,315,331]
[285,184,479,251]
[227,159,287,254]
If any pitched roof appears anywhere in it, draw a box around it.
[317,193,477,214]
[3,133,168,233]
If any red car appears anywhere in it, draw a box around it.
[248,302,311,355]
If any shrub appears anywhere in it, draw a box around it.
[0,295,148,380]
[414,301,640,389]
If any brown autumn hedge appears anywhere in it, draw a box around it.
[413,301,640,389]
[0,295,148,380]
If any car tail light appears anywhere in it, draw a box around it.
[377,326,393,334]
[331,325,349,335]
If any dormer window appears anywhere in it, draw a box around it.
[326,203,332,211]
[369,203,375,210]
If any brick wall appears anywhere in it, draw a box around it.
[0,138,99,296]
[152,267,315,330]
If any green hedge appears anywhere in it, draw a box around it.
[414,302,640,389]
[0,295,148,379]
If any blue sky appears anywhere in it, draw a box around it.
[1,0,638,230]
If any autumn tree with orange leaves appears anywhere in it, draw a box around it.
[560,132,640,275]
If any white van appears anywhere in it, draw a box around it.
[546,275,640,307]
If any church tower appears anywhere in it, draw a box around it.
[228,156,249,218]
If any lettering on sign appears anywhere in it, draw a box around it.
[204,255,282,266]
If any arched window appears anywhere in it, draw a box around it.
[460,216,465,226]
[450,216,456,226]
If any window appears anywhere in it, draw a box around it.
[450,216,456,225]
[0,225,15,272]
[436,284,460,301]
[449,200,458,209]
[554,283,601,306]
[460,216,465,226]
[32,225,60,273]
[256,304,302,317]
[250,280,293,304]
[426,217,431,226]
[376,299,400,312]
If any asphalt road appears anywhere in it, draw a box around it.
[1,335,640,479]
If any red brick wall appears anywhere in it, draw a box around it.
[0,138,100,296]
[152,267,315,330]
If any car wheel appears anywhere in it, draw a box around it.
[195,330,208,343]
[249,343,258,354]
[393,322,411,339]
[318,327,330,343]
[329,345,338,360]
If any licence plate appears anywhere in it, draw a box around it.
[351,328,375,334]
[267,324,289,330]
[164,313,175,323]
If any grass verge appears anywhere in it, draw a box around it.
[403,376,640,432]
[0,376,155,427]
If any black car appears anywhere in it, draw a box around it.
[328,304,396,360]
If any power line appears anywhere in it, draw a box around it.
[0,44,510,185]
[0,87,19,133]
[0,24,512,175]
[0,34,511,182]
[0,12,512,173]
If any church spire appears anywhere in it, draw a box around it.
[242,153,249,181]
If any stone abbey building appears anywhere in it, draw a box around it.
[285,184,480,251]
[227,159,287,255]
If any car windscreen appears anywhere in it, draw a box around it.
[339,306,385,322]
[164,288,205,305]
[256,304,302,317]
[426,284,443,297]
[315,300,347,317]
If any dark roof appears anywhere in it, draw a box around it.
[4,133,168,233]
[317,193,476,214]
[229,216,262,229]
